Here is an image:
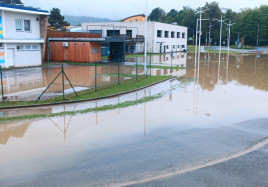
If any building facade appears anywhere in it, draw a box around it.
[81,21,188,54]
[123,14,145,22]
[0,4,49,68]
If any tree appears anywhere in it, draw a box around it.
[148,8,166,22]
[48,8,70,31]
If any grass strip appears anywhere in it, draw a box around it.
[134,65,186,70]
[0,94,162,122]
[100,73,136,77]
[0,76,171,108]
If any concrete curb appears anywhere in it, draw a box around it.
[0,76,176,110]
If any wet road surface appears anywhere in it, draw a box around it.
[0,53,268,186]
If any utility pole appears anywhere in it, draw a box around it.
[144,0,148,75]
[208,21,213,47]
[226,20,235,53]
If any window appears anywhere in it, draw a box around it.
[17,44,39,51]
[25,45,31,50]
[177,32,181,38]
[17,45,24,50]
[164,31,169,38]
[173,45,175,49]
[166,45,169,49]
[178,45,180,48]
[157,30,162,38]
[15,19,23,31]
[0,43,3,49]
[182,45,185,48]
[24,20,31,31]
[182,33,185,38]
[171,32,175,38]
[135,19,138,21]
[32,44,38,50]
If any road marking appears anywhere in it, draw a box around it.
[108,136,268,187]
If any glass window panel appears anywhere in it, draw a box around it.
[24,20,31,31]
[16,19,22,31]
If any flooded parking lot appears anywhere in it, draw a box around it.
[0,52,268,186]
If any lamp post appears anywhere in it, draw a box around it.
[144,0,148,75]
[226,20,235,53]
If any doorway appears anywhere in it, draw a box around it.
[7,48,15,66]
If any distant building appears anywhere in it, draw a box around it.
[81,22,188,54]
[0,3,49,68]
[66,26,82,32]
[123,14,145,22]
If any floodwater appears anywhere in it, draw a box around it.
[0,53,187,101]
[0,52,268,186]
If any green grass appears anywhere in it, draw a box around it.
[135,65,186,70]
[0,94,163,122]
[230,45,256,50]
[101,73,136,77]
[0,76,171,108]
[3,93,163,122]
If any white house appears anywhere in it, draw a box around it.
[81,21,188,54]
[0,4,49,68]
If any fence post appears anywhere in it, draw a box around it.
[136,57,138,81]
[150,55,152,77]
[95,61,97,91]
[62,64,64,100]
[118,60,120,85]
[0,65,4,102]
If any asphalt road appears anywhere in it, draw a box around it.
[2,118,268,187]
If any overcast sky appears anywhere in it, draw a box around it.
[22,0,267,20]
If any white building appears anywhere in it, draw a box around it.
[81,21,188,54]
[0,4,49,68]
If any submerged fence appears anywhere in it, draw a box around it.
[0,58,153,102]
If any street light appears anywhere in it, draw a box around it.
[144,0,148,75]
[225,20,235,53]
[194,18,209,68]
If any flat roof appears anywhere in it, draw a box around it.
[0,4,49,15]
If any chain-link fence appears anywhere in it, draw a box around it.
[0,59,151,102]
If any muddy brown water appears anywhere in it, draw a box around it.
[0,52,268,186]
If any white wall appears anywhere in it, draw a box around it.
[4,11,41,39]
[82,21,188,54]
[6,43,42,67]
[151,22,188,54]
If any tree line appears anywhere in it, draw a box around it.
[148,2,268,46]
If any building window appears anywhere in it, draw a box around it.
[157,30,162,38]
[15,19,23,31]
[166,45,169,49]
[173,45,175,49]
[182,33,185,38]
[24,20,31,32]
[164,31,169,38]
[182,45,185,48]
[17,45,24,50]
[0,43,3,49]
[178,45,180,48]
[171,32,175,38]
[32,44,38,50]
[136,19,138,21]
[177,32,181,38]
[17,44,39,51]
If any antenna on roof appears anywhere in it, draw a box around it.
[0,0,24,6]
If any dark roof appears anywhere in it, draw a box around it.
[123,14,145,21]
[0,3,49,14]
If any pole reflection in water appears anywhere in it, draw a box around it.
[48,106,76,140]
